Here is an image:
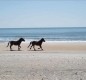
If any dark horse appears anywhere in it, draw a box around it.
[7,38,25,51]
[28,38,45,51]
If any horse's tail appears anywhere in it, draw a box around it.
[7,42,10,47]
[27,42,32,48]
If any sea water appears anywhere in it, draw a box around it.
[0,27,86,42]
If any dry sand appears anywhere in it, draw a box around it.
[0,41,86,80]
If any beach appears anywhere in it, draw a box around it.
[0,41,86,80]
[0,0,86,79]
[1,41,86,52]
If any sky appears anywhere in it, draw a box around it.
[0,0,86,28]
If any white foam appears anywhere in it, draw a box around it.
[45,40,86,43]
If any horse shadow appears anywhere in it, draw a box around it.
[5,50,22,51]
[28,49,44,51]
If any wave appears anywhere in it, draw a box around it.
[0,37,86,43]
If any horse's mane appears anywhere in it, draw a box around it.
[38,38,44,42]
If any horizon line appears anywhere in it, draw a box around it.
[0,27,86,29]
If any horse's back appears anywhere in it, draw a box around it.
[31,41,38,45]
[10,41,19,45]
[32,41,42,46]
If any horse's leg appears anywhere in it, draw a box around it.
[18,45,20,51]
[33,46,36,51]
[30,45,32,50]
[40,45,43,50]
[19,46,21,49]
[10,45,12,51]
[38,47,41,49]
[19,46,21,48]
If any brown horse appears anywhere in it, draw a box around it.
[28,38,45,51]
[7,38,25,51]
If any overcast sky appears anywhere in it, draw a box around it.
[0,1,86,28]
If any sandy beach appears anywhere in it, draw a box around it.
[1,41,86,52]
[0,41,86,80]
[0,0,86,79]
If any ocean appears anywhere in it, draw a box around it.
[0,27,86,42]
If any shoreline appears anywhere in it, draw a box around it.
[0,41,85,52]
[2,40,86,44]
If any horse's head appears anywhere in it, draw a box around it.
[41,38,45,42]
[19,38,25,42]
